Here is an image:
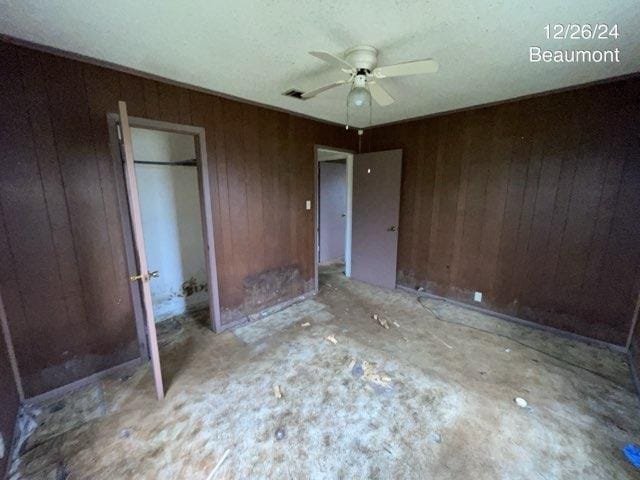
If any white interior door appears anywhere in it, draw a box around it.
[118,101,165,400]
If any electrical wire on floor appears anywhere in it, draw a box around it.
[415,295,629,389]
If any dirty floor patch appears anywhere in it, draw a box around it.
[7,265,640,479]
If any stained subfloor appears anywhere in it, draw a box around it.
[8,263,640,479]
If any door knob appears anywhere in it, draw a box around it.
[387,225,397,232]
[129,270,160,282]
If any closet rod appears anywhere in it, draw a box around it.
[134,159,197,167]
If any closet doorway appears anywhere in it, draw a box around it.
[108,105,221,399]
[130,127,209,323]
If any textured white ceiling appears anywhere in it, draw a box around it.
[1,0,638,127]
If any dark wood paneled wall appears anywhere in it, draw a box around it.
[366,78,640,346]
[632,315,640,392]
[0,41,353,396]
[0,312,19,479]
[2,37,637,402]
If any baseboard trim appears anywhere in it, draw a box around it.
[25,290,318,402]
[218,290,317,332]
[24,357,143,405]
[396,285,627,354]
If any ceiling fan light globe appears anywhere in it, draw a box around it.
[348,87,370,108]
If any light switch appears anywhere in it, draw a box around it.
[305,200,311,210]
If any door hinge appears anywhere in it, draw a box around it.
[116,123,123,141]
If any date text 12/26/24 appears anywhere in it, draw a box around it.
[530,24,621,63]
[544,23,619,40]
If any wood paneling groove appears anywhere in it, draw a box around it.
[0,41,353,395]
[366,78,640,346]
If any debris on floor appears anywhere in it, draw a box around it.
[623,443,640,468]
[350,359,392,394]
[273,385,282,399]
[350,360,364,378]
[373,313,389,329]
[300,322,310,327]
[206,448,231,480]
[393,321,400,328]
[428,331,453,350]
[325,335,337,344]
[514,397,528,408]
[7,263,640,479]
[362,362,391,389]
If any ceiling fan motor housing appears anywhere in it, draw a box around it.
[345,45,378,71]
[302,45,437,107]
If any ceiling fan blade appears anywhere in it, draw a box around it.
[309,51,355,72]
[301,80,348,99]
[373,59,439,79]
[368,81,394,106]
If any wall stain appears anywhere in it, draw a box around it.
[221,264,311,325]
[179,277,208,297]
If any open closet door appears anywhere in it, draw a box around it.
[118,101,165,400]
[351,149,402,289]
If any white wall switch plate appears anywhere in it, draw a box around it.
[474,291,482,302]
[305,200,311,210]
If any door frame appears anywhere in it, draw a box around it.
[314,145,355,292]
[107,113,222,342]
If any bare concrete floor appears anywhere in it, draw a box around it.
[9,263,640,479]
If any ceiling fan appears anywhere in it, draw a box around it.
[301,45,438,107]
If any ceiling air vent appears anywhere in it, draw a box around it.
[282,89,305,100]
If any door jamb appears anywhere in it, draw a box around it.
[314,145,355,293]
[107,113,222,342]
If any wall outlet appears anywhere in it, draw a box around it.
[474,291,482,302]
[305,200,311,210]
